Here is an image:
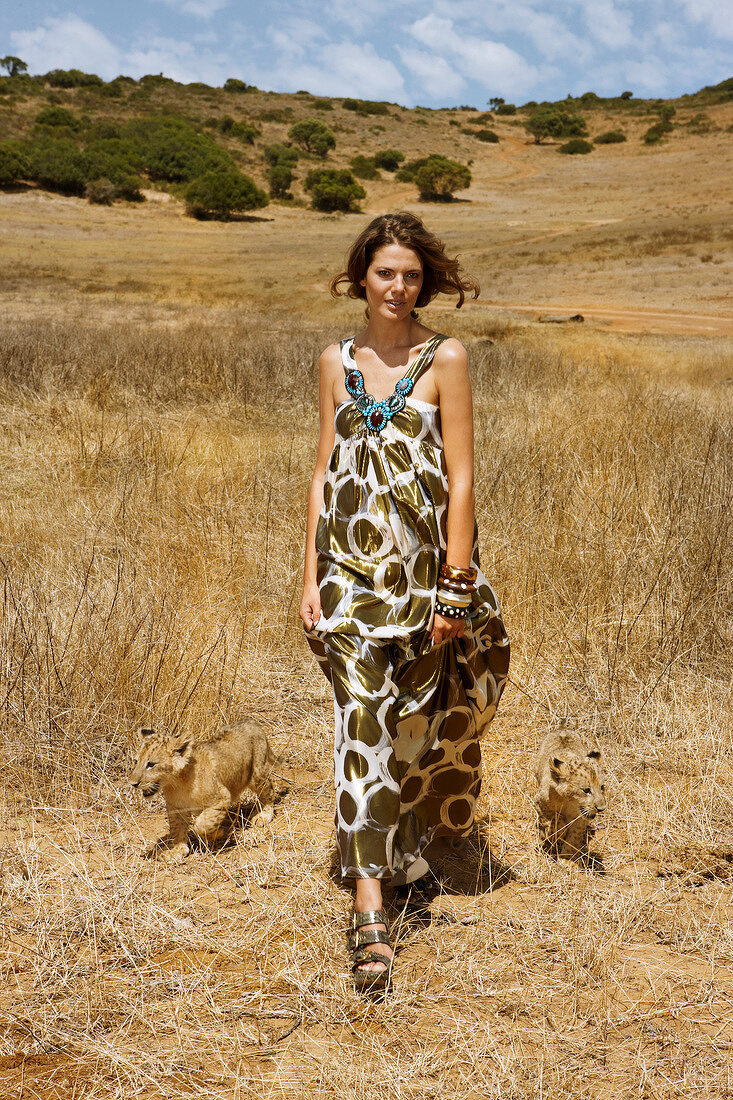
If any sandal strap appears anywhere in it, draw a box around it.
[354,928,391,947]
[352,908,389,931]
[352,949,392,972]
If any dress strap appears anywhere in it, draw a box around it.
[405,334,448,385]
[340,337,356,374]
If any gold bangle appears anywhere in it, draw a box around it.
[440,563,478,584]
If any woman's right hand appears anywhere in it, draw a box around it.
[299,584,322,632]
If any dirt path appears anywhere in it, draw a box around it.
[483,302,733,336]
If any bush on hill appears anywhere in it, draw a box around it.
[310,98,333,110]
[373,148,404,171]
[224,78,257,93]
[643,120,673,144]
[43,68,103,88]
[35,106,81,131]
[496,103,516,115]
[267,163,293,198]
[185,169,267,219]
[0,140,29,186]
[288,118,335,156]
[85,178,117,205]
[470,128,499,142]
[342,98,390,116]
[124,115,234,181]
[304,168,365,211]
[28,137,87,195]
[525,106,588,143]
[595,130,626,144]
[264,143,299,167]
[350,154,380,179]
[558,138,594,154]
[397,154,471,200]
[206,115,259,143]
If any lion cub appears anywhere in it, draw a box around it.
[130,719,281,860]
[532,728,606,861]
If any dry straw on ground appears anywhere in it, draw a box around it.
[1,305,731,1099]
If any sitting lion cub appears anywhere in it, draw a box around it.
[532,728,606,861]
[130,719,281,860]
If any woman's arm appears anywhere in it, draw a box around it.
[431,339,475,644]
[299,345,339,630]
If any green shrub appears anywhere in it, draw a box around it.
[620,90,633,100]
[373,148,404,171]
[687,113,713,134]
[288,118,335,156]
[350,154,379,179]
[35,106,81,131]
[264,143,298,167]
[43,68,103,88]
[304,168,365,212]
[496,103,516,115]
[310,98,333,110]
[558,138,594,154]
[643,121,673,144]
[123,115,234,181]
[28,137,87,195]
[658,104,676,122]
[224,78,257,93]
[185,169,268,219]
[0,140,29,185]
[473,128,499,142]
[474,112,494,123]
[258,107,293,122]
[595,130,626,144]
[83,139,144,199]
[209,115,259,143]
[342,98,389,115]
[397,155,470,200]
[268,163,293,198]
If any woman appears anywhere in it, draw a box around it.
[300,212,509,992]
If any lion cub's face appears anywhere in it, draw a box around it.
[129,728,192,798]
[551,750,606,819]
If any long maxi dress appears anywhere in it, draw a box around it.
[306,334,510,883]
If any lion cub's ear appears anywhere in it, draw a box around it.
[139,727,155,739]
[587,749,602,761]
[550,756,570,779]
[171,739,193,771]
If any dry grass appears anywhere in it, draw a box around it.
[1,302,732,1098]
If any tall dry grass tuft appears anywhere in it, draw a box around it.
[1,311,731,1098]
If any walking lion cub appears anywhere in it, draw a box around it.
[130,719,282,860]
[532,728,606,861]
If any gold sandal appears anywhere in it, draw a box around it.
[349,908,393,994]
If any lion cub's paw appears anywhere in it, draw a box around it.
[251,804,274,827]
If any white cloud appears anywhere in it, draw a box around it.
[255,39,406,100]
[409,14,538,95]
[155,0,231,19]
[11,15,123,78]
[397,48,467,101]
[675,0,733,39]
[578,0,634,50]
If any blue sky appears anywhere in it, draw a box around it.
[3,1,730,107]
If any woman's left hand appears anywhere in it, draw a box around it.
[430,613,465,646]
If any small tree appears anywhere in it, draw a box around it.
[658,104,676,122]
[620,90,633,100]
[185,169,268,219]
[304,168,364,212]
[374,148,404,171]
[224,78,256,92]
[288,118,335,156]
[488,96,505,109]
[525,106,587,144]
[1,56,27,77]
[412,156,471,201]
[268,163,293,198]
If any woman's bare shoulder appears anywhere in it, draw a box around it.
[319,342,343,367]
[433,336,469,372]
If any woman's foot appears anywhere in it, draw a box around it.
[351,878,394,988]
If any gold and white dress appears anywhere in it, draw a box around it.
[306,335,510,882]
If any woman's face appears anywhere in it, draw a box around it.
[361,242,423,322]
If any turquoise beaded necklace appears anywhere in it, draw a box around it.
[344,336,438,434]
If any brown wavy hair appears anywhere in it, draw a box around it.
[330,212,479,311]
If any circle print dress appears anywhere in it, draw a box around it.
[306,334,510,883]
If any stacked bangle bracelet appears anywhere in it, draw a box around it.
[435,562,478,620]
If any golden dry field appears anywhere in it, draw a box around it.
[1,81,733,1099]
